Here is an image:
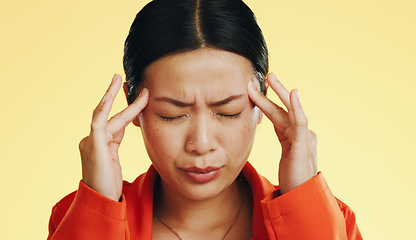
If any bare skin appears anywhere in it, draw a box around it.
[79,75,149,201]
[78,49,317,239]
[247,73,318,194]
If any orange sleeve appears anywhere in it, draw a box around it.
[47,181,130,240]
[260,172,363,240]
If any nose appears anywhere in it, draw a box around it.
[186,114,217,155]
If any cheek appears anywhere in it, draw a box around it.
[223,110,258,157]
[242,107,259,136]
[139,111,180,162]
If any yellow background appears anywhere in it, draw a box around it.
[1,0,415,239]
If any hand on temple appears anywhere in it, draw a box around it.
[79,74,149,201]
[247,72,317,194]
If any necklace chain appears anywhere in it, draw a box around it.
[154,198,243,240]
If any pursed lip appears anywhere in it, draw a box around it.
[182,166,222,173]
[181,166,222,183]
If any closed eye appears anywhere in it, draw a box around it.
[159,115,186,122]
[216,112,242,119]
[159,112,242,122]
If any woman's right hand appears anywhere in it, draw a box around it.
[79,74,149,201]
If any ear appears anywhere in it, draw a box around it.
[123,82,128,97]
[123,82,141,127]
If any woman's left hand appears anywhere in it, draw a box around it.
[247,72,317,194]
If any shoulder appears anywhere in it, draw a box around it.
[242,162,278,198]
[334,196,358,220]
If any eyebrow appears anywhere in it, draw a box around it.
[154,94,244,107]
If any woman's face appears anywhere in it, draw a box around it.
[136,48,262,201]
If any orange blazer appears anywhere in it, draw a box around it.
[48,162,362,239]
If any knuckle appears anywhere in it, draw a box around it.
[283,128,292,139]
[92,109,98,118]
[296,116,308,126]
[270,111,280,122]
[79,137,88,151]
[310,130,317,139]
[313,134,318,143]
[90,120,103,131]
[92,101,107,118]
[92,104,104,118]
[270,107,286,121]
[308,131,318,147]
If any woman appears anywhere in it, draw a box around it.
[48,0,362,239]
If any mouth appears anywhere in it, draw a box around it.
[181,166,222,183]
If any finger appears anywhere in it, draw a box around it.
[290,89,309,143]
[78,136,88,152]
[266,73,298,134]
[287,108,296,138]
[91,93,115,131]
[247,80,290,132]
[90,93,115,147]
[107,88,149,135]
[90,74,122,141]
[267,73,292,111]
[106,74,123,99]
[92,74,122,119]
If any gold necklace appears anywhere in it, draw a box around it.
[154,203,242,240]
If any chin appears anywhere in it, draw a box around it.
[176,172,239,201]
[180,183,232,201]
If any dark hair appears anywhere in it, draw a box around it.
[123,0,268,104]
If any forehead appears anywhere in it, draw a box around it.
[143,49,255,95]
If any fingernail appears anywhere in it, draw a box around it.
[268,72,278,82]
[112,74,119,84]
[294,89,300,101]
[248,81,256,90]
[137,88,148,98]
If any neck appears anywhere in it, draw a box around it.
[155,180,243,231]
[153,175,253,240]
[154,178,243,231]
